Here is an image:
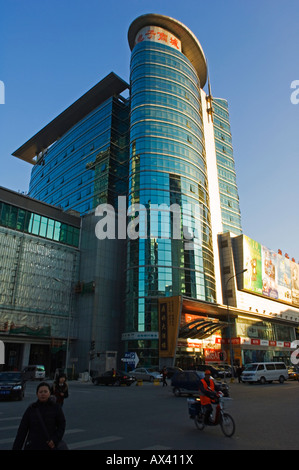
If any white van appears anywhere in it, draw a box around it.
[241,362,288,384]
[22,365,45,381]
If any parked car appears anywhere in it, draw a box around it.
[164,366,183,379]
[22,365,45,381]
[92,369,135,386]
[0,371,26,400]
[171,370,229,397]
[288,366,299,380]
[129,367,162,382]
[195,365,221,378]
[214,365,233,378]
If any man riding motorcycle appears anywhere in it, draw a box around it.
[198,370,221,424]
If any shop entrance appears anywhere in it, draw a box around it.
[175,350,204,369]
[29,344,50,372]
[1,342,23,370]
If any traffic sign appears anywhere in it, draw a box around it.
[121,352,139,368]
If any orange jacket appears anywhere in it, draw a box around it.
[199,378,215,405]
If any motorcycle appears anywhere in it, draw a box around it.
[187,392,235,437]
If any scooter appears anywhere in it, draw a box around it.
[187,392,235,437]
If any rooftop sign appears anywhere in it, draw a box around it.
[135,26,181,51]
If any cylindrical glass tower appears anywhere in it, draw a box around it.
[126,14,216,364]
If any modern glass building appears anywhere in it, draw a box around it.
[0,187,80,373]
[10,13,256,371]
[125,14,220,364]
[13,73,130,215]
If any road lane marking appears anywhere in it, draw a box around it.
[0,437,14,445]
[142,445,173,450]
[68,435,123,449]
[0,416,22,422]
[0,428,84,445]
[0,425,18,431]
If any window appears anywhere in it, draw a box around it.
[46,219,55,239]
[39,216,48,237]
[29,214,41,235]
[16,209,28,231]
[275,363,286,370]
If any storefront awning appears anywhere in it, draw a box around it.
[179,318,227,339]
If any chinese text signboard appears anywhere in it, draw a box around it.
[158,296,181,358]
[135,26,182,52]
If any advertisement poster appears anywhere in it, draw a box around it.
[277,256,292,303]
[242,235,299,307]
[243,235,262,294]
[261,246,278,299]
[291,262,299,307]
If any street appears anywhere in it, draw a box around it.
[0,378,299,451]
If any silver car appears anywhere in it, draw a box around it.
[129,367,162,382]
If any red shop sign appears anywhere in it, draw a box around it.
[251,339,260,345]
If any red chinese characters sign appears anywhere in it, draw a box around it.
[135,26,181,52]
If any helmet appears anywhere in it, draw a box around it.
[205,369,211,375]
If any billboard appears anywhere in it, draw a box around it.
[242,235,299,307]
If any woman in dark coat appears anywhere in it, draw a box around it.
[51,374,69,406]
[12,382,66,450]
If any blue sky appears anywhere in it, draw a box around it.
[1,0,298,260]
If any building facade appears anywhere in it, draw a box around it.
[7,13,298,373]
[15,73,130,215]
[0,187,80,374]
[125,15,218,365]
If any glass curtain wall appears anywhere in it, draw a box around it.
[212,98,242,234]
[28,97,129,215]
[126,40,216,363]
[0,227,79,336]
[0,201,80,247]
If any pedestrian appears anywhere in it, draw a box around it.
[236,366,243,383]
[161,366,168,387]
[12,381,66,450]
[112,368,117,384]
[51,374,69,406]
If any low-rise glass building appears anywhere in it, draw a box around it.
[0,187,80,374]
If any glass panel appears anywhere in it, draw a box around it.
[39,216,48,237]
[46,219,55,239]
[7,205,18,229]
[16,209,28,231]
[53,221,61,241]
[31,214,41,235]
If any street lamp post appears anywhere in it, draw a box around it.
[53,277,72,375]
[225,269,247,378]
